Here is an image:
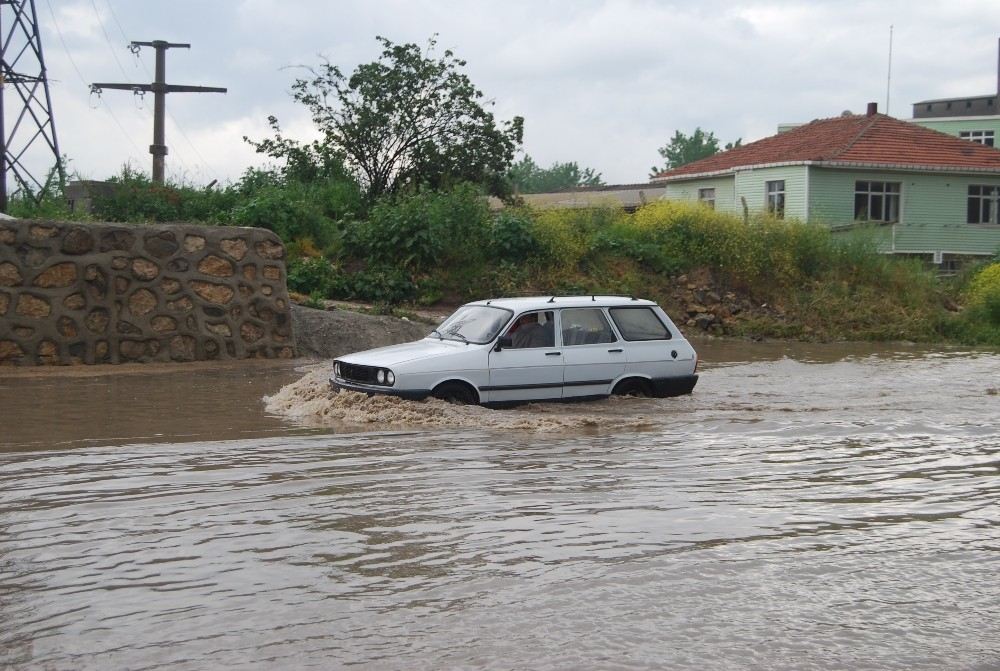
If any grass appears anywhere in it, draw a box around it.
[9,173,999,346]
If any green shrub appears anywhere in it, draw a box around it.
[302,291,327,309]
[490,211,540,261]
[287,256,339,296]
[351,183,490,272]
[963,262,1000,326]
[338,265,417,304]
[530,207,597,266]
[91,166,241,223]
[229,184,339,247]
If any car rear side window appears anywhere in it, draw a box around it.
[609,307,672,341]
[561,308,618,346]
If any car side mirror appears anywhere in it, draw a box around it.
[495,335,513,352]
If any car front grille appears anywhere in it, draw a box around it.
[339,362,378,384]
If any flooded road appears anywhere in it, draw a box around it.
[1,340,998,670]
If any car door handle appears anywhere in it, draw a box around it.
[545,351,561,356]
[608,348,623,353]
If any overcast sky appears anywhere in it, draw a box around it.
[20,0,1000,188]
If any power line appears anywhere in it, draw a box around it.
[44,0,144,163]
[102,0,130,45]
[44,0,88,87]
[167,109,218,181]
[92,40,227,183]
[120,91,196,179]
[101,8,220,183]
[100,99,143,155]
[89,0,132,82]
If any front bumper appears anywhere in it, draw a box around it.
[651,374,699,397]
[329,377,431,401]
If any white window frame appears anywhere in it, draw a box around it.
[967,185,1000,225]
[854,181,900,223]
[959,130,995,147]
[765,180,785,218]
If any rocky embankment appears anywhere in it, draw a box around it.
[291,272,779,362]
[291,304,430,359]
[662,269,786,337]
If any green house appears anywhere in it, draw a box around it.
[651,106,1000,267]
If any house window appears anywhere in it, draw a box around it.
[854,181,900,223]
[959,130,995,146]
[765,180,785,218]
[698,187,716,209]
[967,185,1000,225]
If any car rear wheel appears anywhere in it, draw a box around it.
[613,378,652,398]
[432,381,478,405]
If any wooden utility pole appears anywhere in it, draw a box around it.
[91,40,226,184]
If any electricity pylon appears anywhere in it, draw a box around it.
[0,0,65,212]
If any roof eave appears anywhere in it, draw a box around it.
[651,160,815,182]
[814,160,1000,175]
[651,159,1000,182]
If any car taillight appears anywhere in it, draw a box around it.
[693,353,699,373]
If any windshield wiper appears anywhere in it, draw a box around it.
[449,331,468,344]
[430,329,443,340]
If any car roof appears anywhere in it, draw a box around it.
[465,296,658,311]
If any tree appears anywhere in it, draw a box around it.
[650,128,742,176]
[508,155,604,193]
[247,36,524,201]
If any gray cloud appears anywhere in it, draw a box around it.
[28,0,1000,188]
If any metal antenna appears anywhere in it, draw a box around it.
[92,40,226,184]
[0,0,65,212]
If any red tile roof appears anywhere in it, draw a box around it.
[653,113,1000,180]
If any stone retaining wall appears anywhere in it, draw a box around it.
[0,220,295,365]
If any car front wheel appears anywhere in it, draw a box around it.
[432,382,478,405]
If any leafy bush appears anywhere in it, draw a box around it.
[351,183,490,272]
[287,257,339,296]
[340,265,417,303]
[489,211,540,261]
[530,207,601,267]
[91,166,241,223]
[963,262,1000,325]
[229,184,340,247]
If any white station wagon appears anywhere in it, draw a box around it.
[330,296,699,406]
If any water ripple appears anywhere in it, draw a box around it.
[1,347,999,669]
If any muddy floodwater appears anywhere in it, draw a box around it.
[1,340,998,670]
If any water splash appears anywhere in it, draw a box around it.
[264,367,656,432]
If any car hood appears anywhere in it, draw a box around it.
[338,338,478,367]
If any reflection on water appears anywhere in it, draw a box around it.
[0,360,310,451]
[0,340,998,670]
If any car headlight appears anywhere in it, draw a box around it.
[334,362,341,377]
[377,369,386,384]
[386,371,395,386]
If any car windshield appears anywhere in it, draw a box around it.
[433,305,512,344]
